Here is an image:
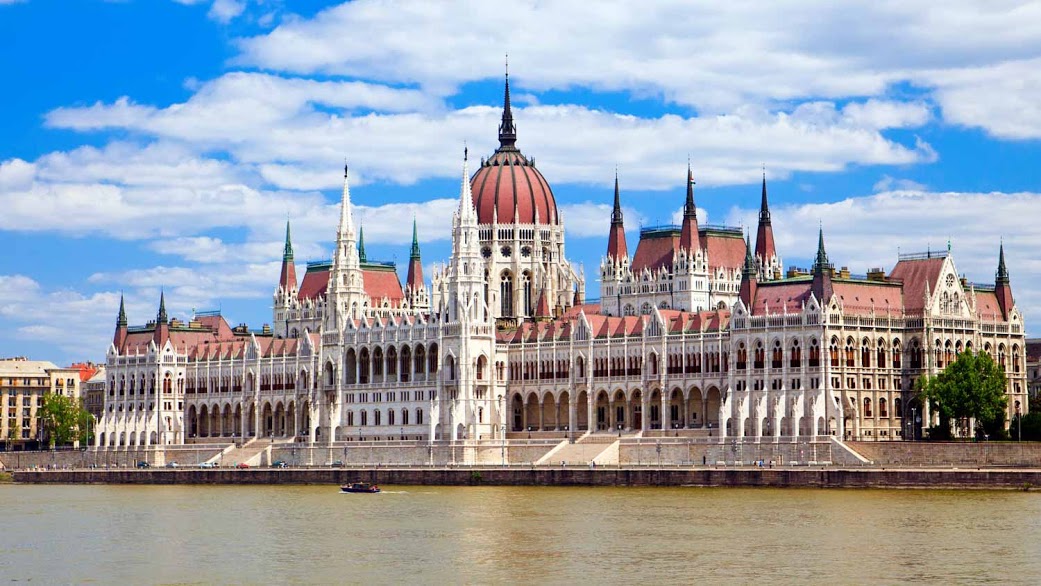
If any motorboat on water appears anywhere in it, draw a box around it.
[340,482,380,493]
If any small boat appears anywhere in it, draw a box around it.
[340,482,380,493]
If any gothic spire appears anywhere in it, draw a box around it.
[157,290,168,324]
[606,170,628,260]
[338,161,356,239]
[406,217,424,292]
[457,145,477,222]
[684,163,696,218]
[117,293,127,327]
[283,220,294,261]
[996,241,1010,284]
[680,164,700,252]
[410,217,421,260]
[759,170,771,224]
[357,224,366,263]
[498,68,517,149]
[812,225,831,274]
[743,233,756,275]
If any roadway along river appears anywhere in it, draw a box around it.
[2,484,1039,584]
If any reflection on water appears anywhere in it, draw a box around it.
[1,484,1039,585]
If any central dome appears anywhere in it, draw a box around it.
[469,75,558,226]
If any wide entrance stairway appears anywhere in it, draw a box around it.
[537,433,633,466]
[213,439,272,467]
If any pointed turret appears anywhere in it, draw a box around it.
[278,220,297,293]
[995,242,1014,319]
[679,164,699,253]
[117,293,127,327]
[328,161,365,327]
[754,171,777,276]
[153,290,170,347]
[811,226,834,304]
[498,70,517,149]
[157,290,168,324]
[739,234,758,309]
[534,288,551,321]
[358,224,367,263]
[406,218,424,292]
[113,293,128,349]
[996,242,1010,284]
[606,171,628,260]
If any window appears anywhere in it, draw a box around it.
[864,397,872,417]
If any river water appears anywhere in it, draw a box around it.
[1,484,1039,585]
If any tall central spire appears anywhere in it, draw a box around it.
[680,164,699,252]
[339,162,355,237]
[117,293,127,327]
[498,68,517,149]
[606,171,628,260]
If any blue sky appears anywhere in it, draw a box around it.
[1,0,1040,364]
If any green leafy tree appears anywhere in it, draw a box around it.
[40,393,91,448]
[916,351,1008,439]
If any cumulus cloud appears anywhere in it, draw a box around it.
[233,1,1041,138]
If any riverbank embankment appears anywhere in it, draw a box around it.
[11,466,1041,489]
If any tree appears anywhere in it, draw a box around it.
[40,393,92,448]
[916,351,1008,439]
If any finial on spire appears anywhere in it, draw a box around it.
[344,157,348,177]
[464,141,468,162]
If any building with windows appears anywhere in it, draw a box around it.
[95,75,1028,449]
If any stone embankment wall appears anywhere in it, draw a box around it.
[0,447,225,470]
[848,441,1041,467]
[13,467,1041,489]
[267,443,556,467]
[618,440,850,467]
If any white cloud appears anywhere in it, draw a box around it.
[559,202,646,238]
[233,1,1041,138]
[43,90,933,191]
[872,175,927,193]
[208,0,244,23]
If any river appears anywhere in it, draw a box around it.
[1,484,1038,584]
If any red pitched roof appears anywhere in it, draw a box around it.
[299,268,330,301]
[749,281,814,315]
[632,231,679,273]
[701,232,746,271]
[362,267,404,303]
[831,281,904,316]
[973,289,1005,321]
[889,257,945,312]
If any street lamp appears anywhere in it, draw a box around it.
[911,407,917,441]
[498,394,505,467]
[656,440,662,469]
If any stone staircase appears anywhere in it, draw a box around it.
[215,439,272,467]
[537,433,622,466]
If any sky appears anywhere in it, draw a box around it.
[1,0,1040,365]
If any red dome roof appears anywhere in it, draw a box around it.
[469,73,558,226]
[470,152,557,225]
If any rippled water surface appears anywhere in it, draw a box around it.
[1,484,1040,584]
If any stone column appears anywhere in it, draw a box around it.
[660,392,669,431]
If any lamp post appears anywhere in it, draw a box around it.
[911,407,917,441]
[656,440,662,469]
[1016,404,1022,442]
